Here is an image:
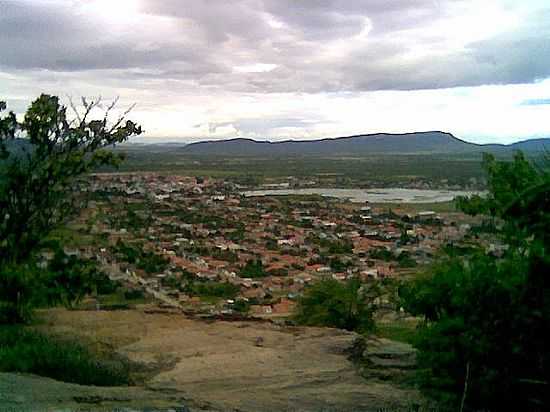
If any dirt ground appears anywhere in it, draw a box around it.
[2,307,422,411]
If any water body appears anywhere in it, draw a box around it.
[242,188,483,204]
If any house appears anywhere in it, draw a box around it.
[250,305,273,315]
[242,287,267,300]
[272,298,296,314]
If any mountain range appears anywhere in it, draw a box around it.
[4,132,550,157]
[180,131,550,156]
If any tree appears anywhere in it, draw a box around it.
[401,152,550,410]
[294,277,378,333]
[45,248,106,309]
[240,259,266,278]
[0,95,142,322]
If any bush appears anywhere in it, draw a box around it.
[186,281,240,299]
[294,278,378,333]
[399,152,550,410]
[0,264,41,324]
[397,251,417,268]
[233,299,250,314]
[0,326,130,386]
[95,273,121,295]
[123,288,146,301]
[401,248,550,410]
[239,259,266,278]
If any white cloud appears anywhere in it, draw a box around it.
[233,64,278,73]
[1,0,549,143]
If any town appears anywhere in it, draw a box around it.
[65,173,480,319]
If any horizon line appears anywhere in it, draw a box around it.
[123,131,550,147]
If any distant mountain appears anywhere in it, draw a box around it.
[509,138,550,153]
[180,132,550,156]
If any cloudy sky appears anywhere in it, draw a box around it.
[1,0,550,143]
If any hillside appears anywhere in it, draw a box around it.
[180,132,549,156]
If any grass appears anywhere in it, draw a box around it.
[0,326,131,386]
[376,320,419,344]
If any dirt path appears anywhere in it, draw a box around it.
[24,308,421,411]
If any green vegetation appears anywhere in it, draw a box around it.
[400,152,550,410]
[232,299,251,314]
[0,246,118,323]
[368,248,417,268]
[45,248,108,309]
[113,240,169,274]
[376,320,418,344]
[185,281,240,299]
[115,148,490,189]
[294,278,378,333]
[328,257,353,272]
[240,259,266,278]
[0,95,141,323]
[0,326,130,386]
[396,251,417,268]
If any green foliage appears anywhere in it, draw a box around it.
[376,321,418,344]
[456,152,549,243]
[402,248,550,409]
[328,257,352,272]
[0,247,118,323]
[0,95,141,323]
[402,152,550,410]
[95,273,121,295]
[137,252,169,274]
[45,249,103,309]
[368,248,393,261]
[240,259,266,278]
[0,264,42,324]
[123,288,145,301]
[0,95,142,265]
[161,274,182,290]
[265,238,278,250]
[324,239,354,254]
[226,223,246,241]
[396,251,417,268]
[294,278,378,333]
[0,326,130,386]
[185,281,240,299]
[113,240,169,274]
[232,299,250,314]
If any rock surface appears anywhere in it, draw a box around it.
[0,373,202,411]
[0,308,423,411]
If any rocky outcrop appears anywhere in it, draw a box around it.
[0,373,206,411]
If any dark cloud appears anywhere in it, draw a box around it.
[0,0,549,93]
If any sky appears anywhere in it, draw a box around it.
[1,0,550,144]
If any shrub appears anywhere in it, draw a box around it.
[0,264,41,324]
[123,288,146,301]
[0,326,130,386]
[233,299,250,314]
[294,278,378,333]
[239,259,266,278]
[186,281,240,299]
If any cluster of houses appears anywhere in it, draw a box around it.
[75,173,474,317]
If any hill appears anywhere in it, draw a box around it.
[180,132,549,157]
